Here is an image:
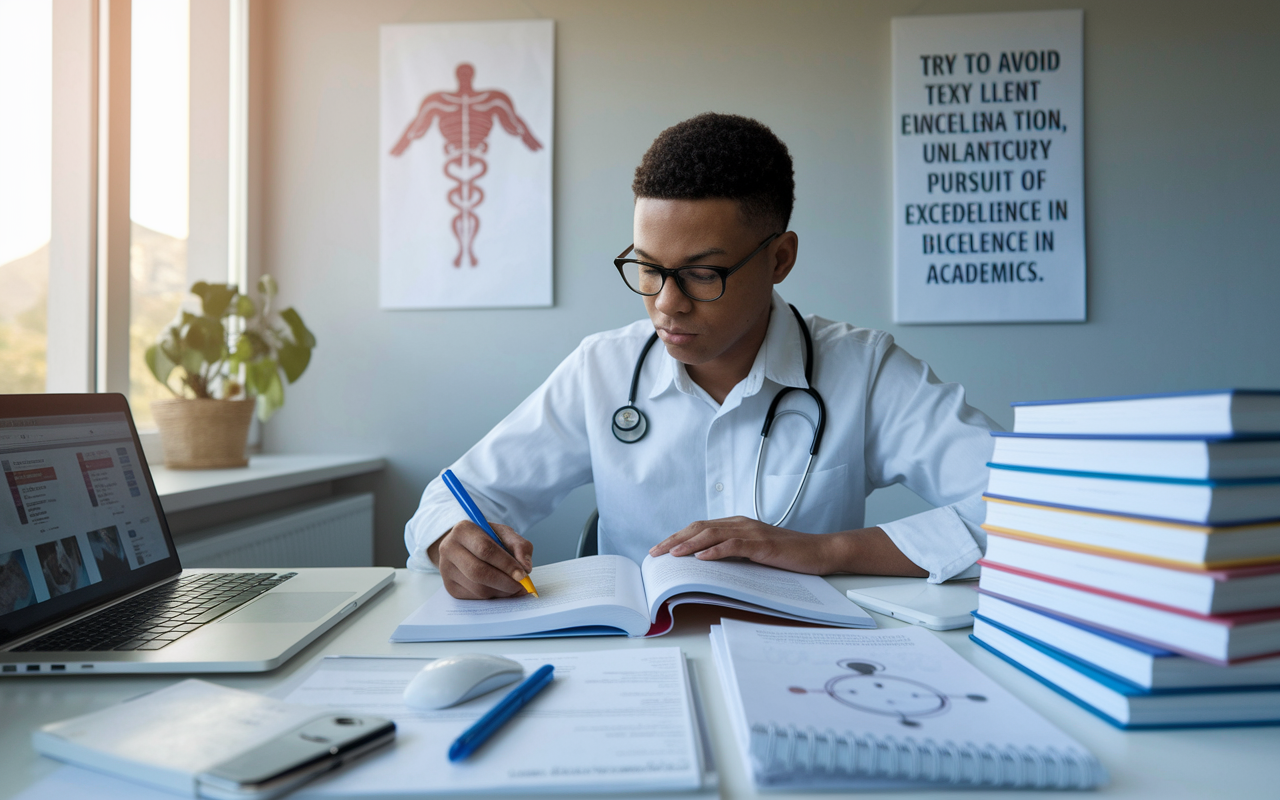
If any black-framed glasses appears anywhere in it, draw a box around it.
[614,232,782,302]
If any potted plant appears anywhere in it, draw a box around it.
[145,276,315,469]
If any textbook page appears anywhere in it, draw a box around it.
[639,553,875,628]
[391,555,650,641]
[281,649,706,795]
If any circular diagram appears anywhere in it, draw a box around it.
[789,659,987,727]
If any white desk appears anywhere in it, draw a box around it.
[2,571,1276,799]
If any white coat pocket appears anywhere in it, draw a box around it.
[759,464,850,533]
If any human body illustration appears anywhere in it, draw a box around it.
[390,63,543,267]
[789,659,987,727]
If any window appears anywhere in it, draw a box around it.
[0,0,53,394]
[129,0,190,429]
[4,0,249,437]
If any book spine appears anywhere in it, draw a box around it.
[747,723,1104,788]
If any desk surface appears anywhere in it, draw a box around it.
[3,570,1276,799]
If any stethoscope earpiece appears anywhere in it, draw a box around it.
[611,405,649,443]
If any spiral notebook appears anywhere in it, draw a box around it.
[709,619,1106,790]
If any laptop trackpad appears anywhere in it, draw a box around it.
[220,592,354,624]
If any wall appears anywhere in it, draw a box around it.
[255,0,1280,567]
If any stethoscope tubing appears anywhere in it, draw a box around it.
[612,304,825,527]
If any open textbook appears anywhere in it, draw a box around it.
[710,619,1107,790]
[393,554,874,641]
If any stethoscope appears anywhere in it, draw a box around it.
[611,304,827,526]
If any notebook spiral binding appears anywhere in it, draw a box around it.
[749,723,1106,788]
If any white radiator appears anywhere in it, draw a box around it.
[174,493,374,568]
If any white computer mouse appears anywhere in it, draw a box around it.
[403,653,524,710]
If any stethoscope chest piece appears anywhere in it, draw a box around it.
[612,404,648,443]
[612,305,825,526]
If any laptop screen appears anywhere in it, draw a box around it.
[0,397,180,645]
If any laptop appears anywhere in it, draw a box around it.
[0,394,394,675]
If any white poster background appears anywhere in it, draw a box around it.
[380,20,553,309]
[893,11,1084,324]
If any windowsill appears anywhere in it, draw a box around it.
[149,453,386,512]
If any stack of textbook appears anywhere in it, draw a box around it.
[972,389,1280,728]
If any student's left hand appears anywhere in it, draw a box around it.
[648,517,928,577]
[648,516,835,574]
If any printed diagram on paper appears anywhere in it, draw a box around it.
[389,63,543,268]
[380,20,553,310]
[786,658,988,727]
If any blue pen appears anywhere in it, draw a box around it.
[448,664,555,762]
[442,469,538,597]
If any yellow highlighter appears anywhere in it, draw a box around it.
[442,470,539,597]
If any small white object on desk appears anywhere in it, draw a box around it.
[845,580,979,630]
[402,653,524,709]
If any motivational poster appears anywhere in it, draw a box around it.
[893,10,1084,323]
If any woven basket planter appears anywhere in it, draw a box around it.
[151,398,254,469]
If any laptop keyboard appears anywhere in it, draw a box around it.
[14,572,297,653]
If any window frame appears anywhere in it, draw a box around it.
[45,0,251,457]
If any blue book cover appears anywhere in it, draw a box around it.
[986,462,1280,487]
[978,598,1178,656]
[972,615,1280,730]
[1010,390,1280,408]
[974,614,1204,696]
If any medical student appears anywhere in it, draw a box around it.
[405,113,997,600]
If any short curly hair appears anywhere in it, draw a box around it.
[632,113,794,233]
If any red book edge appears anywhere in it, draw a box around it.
[978,559,1280,625]
[972,586,1269,666]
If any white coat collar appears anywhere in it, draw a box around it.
[647,291,808,406]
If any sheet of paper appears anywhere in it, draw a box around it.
[391,555,649,640]
[640,553,874,626]
[279,648,704,795]
[716,619,1101,786]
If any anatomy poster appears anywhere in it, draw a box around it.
[380,20,553,309]
[893,10,1084,323]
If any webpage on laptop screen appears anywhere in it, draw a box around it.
[0,414,171,622]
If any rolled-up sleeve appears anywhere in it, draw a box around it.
[863,336,998,582]
[404,345,594,572]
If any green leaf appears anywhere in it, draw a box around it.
[278,341,311,383]
[279,307,316,349]
[235,294,256,318]
[254,367,285,422]
[180,347,204,376]
[244,359,275,396]
[191,281,239,318]
[229,331,270,369]
[183,316,227,364]
[145,343,176,386]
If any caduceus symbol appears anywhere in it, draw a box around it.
[390,63,543,267]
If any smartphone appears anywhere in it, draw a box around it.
[196,714,396,800]
[845,581,979,630]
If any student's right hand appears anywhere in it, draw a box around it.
[428,521,535,600]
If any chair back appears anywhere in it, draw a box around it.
[576,509,599,558]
